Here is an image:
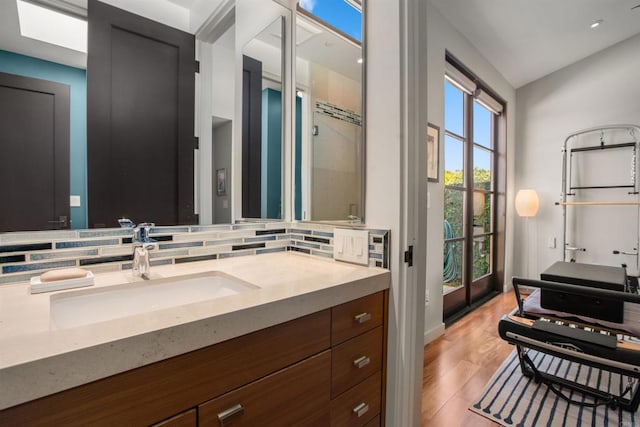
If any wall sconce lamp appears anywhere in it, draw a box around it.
[515,189,539,217]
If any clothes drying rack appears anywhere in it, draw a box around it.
[558,124,640,273]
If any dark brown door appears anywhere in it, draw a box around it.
[87,0,196,228]
[0,72,70,232]
[242,54,263,218]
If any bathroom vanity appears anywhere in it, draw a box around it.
[0,252,389,426]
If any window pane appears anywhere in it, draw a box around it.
[444,80,464,136]
[472,192,492,235]
[444,188,465,239]
[443,239,463,292]
[445,135,464,186]
[473,146,491,190]
[472,235,492,280]
[473,101,492,149]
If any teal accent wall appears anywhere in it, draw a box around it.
[0,50,87,229]
[261,88,282,219]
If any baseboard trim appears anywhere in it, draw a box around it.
[424,322,445,346]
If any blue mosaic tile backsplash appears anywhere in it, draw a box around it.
[0,223,390,285]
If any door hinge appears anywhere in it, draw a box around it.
[193,136,199,149]
[404,245,413,267]
[195,60,200,73]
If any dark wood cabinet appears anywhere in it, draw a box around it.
[0,291,387,426]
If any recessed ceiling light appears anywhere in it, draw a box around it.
[357,58,363,64]
[590,19,604,29]
[16,0,87,53]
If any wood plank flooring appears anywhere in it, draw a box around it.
[422,291,517,426]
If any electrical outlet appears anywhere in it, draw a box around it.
[425,290,430,305]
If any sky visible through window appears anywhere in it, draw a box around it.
[444,81,492,172]
[299,0,362,42]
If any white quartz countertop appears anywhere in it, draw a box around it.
[0,252,390,410]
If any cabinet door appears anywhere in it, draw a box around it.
[332,326,383,397]
[199,351,331,426]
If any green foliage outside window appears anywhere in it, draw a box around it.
[443,168,491,286]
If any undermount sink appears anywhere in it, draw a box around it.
[50,271,259,329]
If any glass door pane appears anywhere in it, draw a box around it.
[473,147,492,190]
[473,101,492,148]
[445,81,464,137]
[472,235,492,280]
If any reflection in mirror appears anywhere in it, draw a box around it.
[0,0,287,233]
[241,16,284,220]
[209,24,236,224]
[294,2,364,222]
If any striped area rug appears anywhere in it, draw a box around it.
[470,349,639,426]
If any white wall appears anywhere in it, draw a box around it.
[424,2,517,343]
[515,33,640,278]
[211,28,235,121]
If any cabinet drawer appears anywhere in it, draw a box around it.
[330,372,381,427]
[332,326,383,398]
[199,351,331,426]
[332,292,383,345]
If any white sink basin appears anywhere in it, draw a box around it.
[50,271,259,329]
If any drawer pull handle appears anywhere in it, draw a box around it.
[353,402,369,418]
[354,312,372,324]
[218,403,244,425]
[353,355,371,369]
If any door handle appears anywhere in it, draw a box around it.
[48,216,68,228]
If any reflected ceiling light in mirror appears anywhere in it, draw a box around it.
[16,0,87,53]
[357,58,363,64]
[590,19,604,29]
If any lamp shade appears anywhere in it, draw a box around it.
[515,189,539,217]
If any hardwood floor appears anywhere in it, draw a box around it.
[421,290,518,426]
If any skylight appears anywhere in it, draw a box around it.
[299,0,362,43]
[16,0,87,53]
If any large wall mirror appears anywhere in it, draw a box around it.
[294,0,365,222]
[0,0,289,233]
[0,0,364,234]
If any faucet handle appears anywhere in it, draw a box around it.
[118,218,135,228]
[133,222,155,243]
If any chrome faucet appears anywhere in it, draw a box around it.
[118,218,156,279]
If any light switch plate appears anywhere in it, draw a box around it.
[333,228,369,265]
[69,195,81,207]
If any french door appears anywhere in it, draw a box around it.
[442,72,500,321]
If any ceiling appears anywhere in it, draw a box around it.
[3,0,638,88]
[430,0,640,88]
